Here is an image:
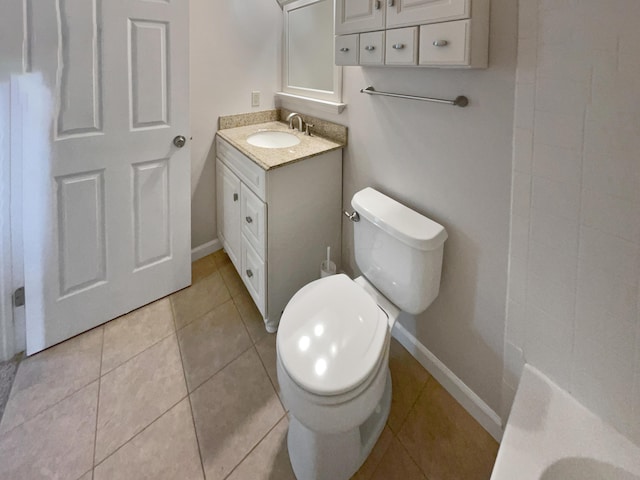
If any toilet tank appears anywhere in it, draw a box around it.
[351,188,447,315]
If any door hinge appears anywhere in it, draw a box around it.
[13,287,25,307]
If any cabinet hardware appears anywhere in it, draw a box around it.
[246,269,254,278]
[375,0,380,9]
[364,45,375,51]
[392,43,405,49]
[246,216,253,224]
[432,40,448,47]
[388,0,394,6]
[233,193,238,201]
[339,47,349,52]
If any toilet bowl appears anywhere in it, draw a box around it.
[276,187,447,480]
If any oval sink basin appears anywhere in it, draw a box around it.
[246,131,301,149]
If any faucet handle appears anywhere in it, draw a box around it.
[304,123,314,136]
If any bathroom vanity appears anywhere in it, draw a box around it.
[216,116,344,332]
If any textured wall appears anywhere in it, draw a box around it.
[504,0,640,443]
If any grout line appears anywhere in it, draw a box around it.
[91,327,105,475]
[172,271,233,332]
[222,410,289,480]
[253,340,286,412]
[172,302,207,480]
[0,328,105,438]
[389,372,431,436]
[92,394,189,470]
[187,342,255,396]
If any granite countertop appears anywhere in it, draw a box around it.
[216,121,345,171]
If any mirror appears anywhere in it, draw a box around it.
[283,0,342,103]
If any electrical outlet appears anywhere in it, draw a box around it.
[251,91,260,107]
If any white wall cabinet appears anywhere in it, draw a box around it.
[334,0,489,68]
[216,137,342,333]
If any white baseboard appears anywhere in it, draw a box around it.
[392,322,504,442]
[191,238,222,262]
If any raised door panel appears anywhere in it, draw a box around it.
[387,0,469,28]
[240,183,266,258]
[219,162,242,269]
[335,0,385,35]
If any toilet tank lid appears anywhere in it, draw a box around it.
[351,187,447,251]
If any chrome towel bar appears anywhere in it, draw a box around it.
[360,86,469,107]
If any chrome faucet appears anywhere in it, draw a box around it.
[286,112,304,132]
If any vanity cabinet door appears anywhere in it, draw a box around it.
[217,160,242,269]
[241,238,266,316]
[359,31,385,65]
[386,0,469,28]
[335,0,385,35]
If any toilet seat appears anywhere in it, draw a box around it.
[277,274,388,396]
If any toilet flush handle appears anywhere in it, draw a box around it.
[343,210,360,222]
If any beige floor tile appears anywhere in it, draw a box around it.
[77,470,93,480]
[226,415,295,480]
[233,290,267,344]
[191,254,218,284]
[387,338,431,433]
[212,249,232,268]
[0,381,98,480]
[255,333,280,397]
[95,334,187,463]
[398,378,499,480]
[102,298,175,374]
[219,262,245,297]
[370,436,426,480]
[94,399,203,480]
[0,327,103,435]
[191,348,284,479]
[171,271,230,329]
[352,426,394,480]
[177,300,252,392]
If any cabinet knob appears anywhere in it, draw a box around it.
[364,45,375,51]
[375,0,380,9]
[432,40,449,47]
[339,47,349,52]
[388,0,394,6]
[246,269,253,278]
[233,193,238,202]
[392,43,405,50]
[245,216,253,224]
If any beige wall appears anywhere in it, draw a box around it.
[190,0,282,248]
[504,0,640,443]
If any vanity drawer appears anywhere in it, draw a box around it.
[241,237,266,316]
[240,183,266,258]
[419,20,470,66]
[359,31,385,65]
[216,137,266,200]
[385,27,418,66]
[335,34,359,66]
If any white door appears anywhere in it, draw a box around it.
[21,0,190,354]
[335,0,385,35]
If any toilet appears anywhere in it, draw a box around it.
[276,187,447,480]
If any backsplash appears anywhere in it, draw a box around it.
[504,0,640,444]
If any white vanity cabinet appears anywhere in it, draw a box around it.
[334,0,489,68]
[215,136,342,333]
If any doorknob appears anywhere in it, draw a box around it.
[173,135,186,148]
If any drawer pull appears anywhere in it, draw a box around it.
[392,43,405,50]
[364,45,376,51]
[388,0,394,6]
[246,269,253,278]
[245,216,253,224]
[432,40,449,47]
[339,47,349,52]
[233,193,238,202]
[375,0,380,9]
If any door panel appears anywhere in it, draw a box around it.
[387,0,469,28]
[23,0,190,354]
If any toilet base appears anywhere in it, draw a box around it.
[287,370,392,480]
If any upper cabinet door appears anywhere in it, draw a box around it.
[387,0,470,28]
[335,0,385,35]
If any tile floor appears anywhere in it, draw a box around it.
[0,251,499,480]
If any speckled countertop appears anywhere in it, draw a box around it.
[216,121,345,171]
